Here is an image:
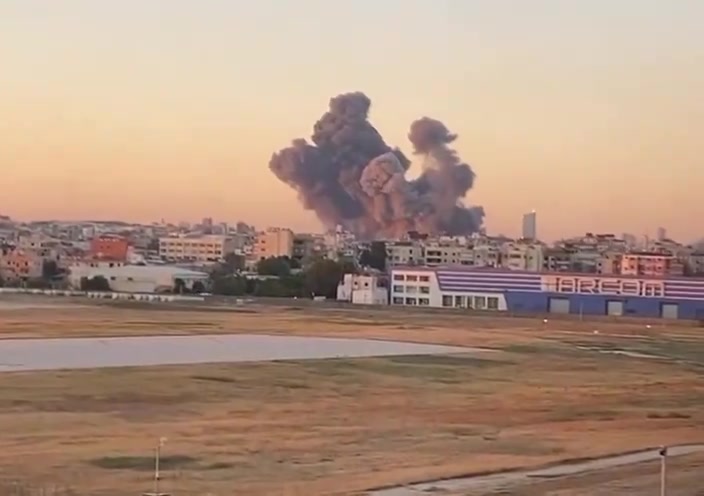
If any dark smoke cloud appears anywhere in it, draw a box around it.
[269,92,485,239]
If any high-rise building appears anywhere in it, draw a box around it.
[657,227,667,242]
[522,210,537,240]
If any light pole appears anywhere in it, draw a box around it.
[143,437,170,496]
[659,445,668,496]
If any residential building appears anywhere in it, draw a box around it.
[386,241,424,266]
[543,248,572,272]
[686,252,704,276]
[0,249,44,280]
[90,235,130,261]
[500,241,544,271]
[159,235,236,263]
[596,252,622,275]
[619,252,684,277]
[423,242,474,266]
[253,228,294,260]
[521,210,537,240]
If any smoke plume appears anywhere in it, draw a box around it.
[269,92,485,239]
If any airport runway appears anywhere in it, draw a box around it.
[370,444,704,495]
[0,334,473,372]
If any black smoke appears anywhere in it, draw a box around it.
[269,92,484,239]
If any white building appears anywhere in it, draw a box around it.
[69,264,209,293]
[337,273,388,305]
[390,267,507,311]
[159,235,236,263]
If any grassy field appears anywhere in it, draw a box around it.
[0,298,702,494]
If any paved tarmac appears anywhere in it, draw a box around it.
[0,334,472,372]
[370,444,704,495]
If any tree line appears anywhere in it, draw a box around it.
[209,255,355,299]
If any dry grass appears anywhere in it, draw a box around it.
[0,298,702,494]
[0,345,702,494]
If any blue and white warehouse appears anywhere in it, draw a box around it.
[389,266,704,320]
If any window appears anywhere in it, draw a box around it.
[393,285,404,293]
[419,298,430,306]
[405,297,417,305]
[420,286,430,294]
[442,295,452,307]
[419,275,430,282]
[405,286,418,294]
[392,297,404,305]
[406,275,418,282]
[393,274,405,281]
[454,295,464,308]
[487,297,499,310]
[474,296,486,309]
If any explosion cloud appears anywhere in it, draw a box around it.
[269,92,485,239]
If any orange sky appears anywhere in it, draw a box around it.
[2,1,703,241]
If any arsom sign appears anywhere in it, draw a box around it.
[542,276,665,297]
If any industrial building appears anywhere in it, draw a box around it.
[389,266,704,320]
[68,264,209,294]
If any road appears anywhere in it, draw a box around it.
[369,444,704,495]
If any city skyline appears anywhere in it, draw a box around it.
[3,0,703,241]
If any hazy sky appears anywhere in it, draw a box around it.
[2,0,703,241]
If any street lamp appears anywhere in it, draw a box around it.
[659,445,668,496]
[143,437,170,496]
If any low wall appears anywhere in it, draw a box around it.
[0,287,205,303]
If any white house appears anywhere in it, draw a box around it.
[337,273,388,305]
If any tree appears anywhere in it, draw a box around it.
[223,253,245,272]
[80,276,111,292]
[257,257,291,277]
[304,259,346,298]
[359,241,387,271]
[211,275,247,296]
[191,280,207,294]
[173,278,187,294]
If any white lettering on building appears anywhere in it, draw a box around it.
[543,276,665,298]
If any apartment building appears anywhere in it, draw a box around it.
[620,252,684,277]
[90,235,130,261]
[253,228,294,260]
[386,241,424,266]
[423,242,473,266]
[159,235,236,263]
[0,249,44,280]
[500,242,543,271]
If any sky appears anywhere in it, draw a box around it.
[2,0,703,242]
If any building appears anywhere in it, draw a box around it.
[619,252,684,277]
[0,249,44,280]
[386,241,424,266]
[337,273,389,305]
[657,227,667,242]
[90,235,130,261]
[500,242,543,271]
[159,235,236,263]
[253,228,294,260]
[68,264,209,293]
[522,210,537,240]
[389,266,704,319]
